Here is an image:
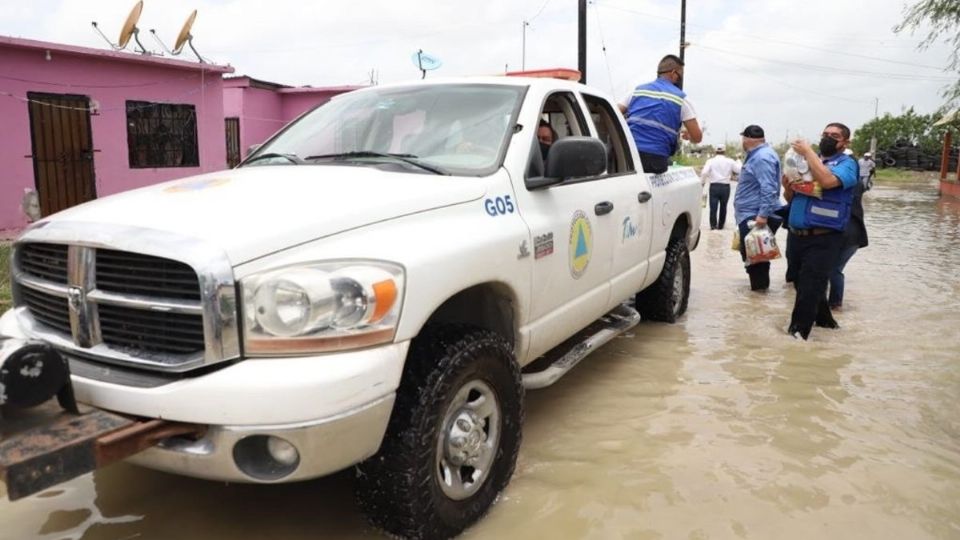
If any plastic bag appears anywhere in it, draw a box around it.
[731,229,740,251]
[744,224,781,265]
[783,148,822,199]
[783,148,811,182]
[790,179,822,198]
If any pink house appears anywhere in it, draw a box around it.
[0,36,236,234]
[222,76,362,167]
[0,36,363,235]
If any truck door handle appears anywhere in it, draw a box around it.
[594,201,614,216]
[638,191,652,203]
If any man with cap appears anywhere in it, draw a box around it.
[782,122,859,340]
[619,54,703,174]
[700,145,741,230]
[733,124,782,291]
[858,152,875,190]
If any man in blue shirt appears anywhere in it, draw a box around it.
[783,122,859,340]
[619,55,703,174]
[733,124,782,291]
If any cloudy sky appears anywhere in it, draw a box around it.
[0,0,954,147]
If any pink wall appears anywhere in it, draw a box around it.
[279,91,339,122]
[0,37,232,233]
[231,85,286,159]
[223,80,361,162]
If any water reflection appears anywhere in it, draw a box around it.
[2,178,959,539]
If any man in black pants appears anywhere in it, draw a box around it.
[733,125,782,291]
[700,145,741,229]
[783,123,859,340]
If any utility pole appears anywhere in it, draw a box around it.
[871,97,879,155]
[679,0,687,64]
[522,21,529,71]
[578,0,587,83]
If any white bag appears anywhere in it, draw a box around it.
[744,224,781,265]
[783,148,812,182]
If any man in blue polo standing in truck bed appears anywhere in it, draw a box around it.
[619,54,703,174]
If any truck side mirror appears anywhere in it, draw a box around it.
[527,137,607,190]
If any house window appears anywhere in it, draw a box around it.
[126,101,199,168]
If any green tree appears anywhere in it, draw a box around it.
[895,0,960,104]
[853,108,949,155]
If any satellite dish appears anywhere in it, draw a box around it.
[411,49,442,79]
[173,10,197,54]
[117,1,144,48]
[149,9,205,62]
[92,1,148,54]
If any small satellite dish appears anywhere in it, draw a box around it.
[173,10,197,54]
[118,1,144,48]
[91,1,148,54]
[411,49,442,79]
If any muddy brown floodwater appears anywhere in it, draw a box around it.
[2,177,959,540]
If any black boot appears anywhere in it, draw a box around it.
[814,300,840,329]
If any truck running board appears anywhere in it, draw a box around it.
[522,304,641,390]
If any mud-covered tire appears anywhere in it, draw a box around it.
[355,325,524,540]
[636,237,690,323]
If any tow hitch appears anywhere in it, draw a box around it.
[0,337,205,500]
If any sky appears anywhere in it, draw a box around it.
[0,0,954,147]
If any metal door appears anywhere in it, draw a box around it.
[27,93,97,216]
[225,117,240,168]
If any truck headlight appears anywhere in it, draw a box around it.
[241,261,403,355]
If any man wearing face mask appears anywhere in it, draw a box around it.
[619,54,703,174]
[782,122,859,340]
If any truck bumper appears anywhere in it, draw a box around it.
[0,308,407,482]
[127,394,396,482]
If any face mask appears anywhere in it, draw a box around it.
[540,142,551,162]
[819,136,839,157]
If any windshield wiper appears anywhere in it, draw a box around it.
[243,152,305,166]
[305,151,448,175]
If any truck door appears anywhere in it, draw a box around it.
[511,90,619,360]
[580,92,655,306]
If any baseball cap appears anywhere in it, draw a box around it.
[864,152,872,157]
[740,125,765,138]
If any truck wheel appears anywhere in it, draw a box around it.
[356,325,524,540]
[636,237,690,323]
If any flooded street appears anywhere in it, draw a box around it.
[2,177,960,540]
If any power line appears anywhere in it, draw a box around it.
[597,2,948,72]
[696,43,956,82]
[1,77,222,113]
[0,72,204,89]
[697,49,873,105]
[590,0,616,95]
[528,0,554,23]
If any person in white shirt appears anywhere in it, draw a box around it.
[700,146,742,230]
[857,152,875,190]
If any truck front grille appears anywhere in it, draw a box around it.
[96,249,201,301]
[18,243,68,284]
[20,286,72,334]
[98,303,205,355]
[13,241,216,370]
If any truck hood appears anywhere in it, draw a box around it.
[43,166,486,263]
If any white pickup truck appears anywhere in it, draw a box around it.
[1,74,701,538]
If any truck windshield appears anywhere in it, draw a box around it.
[243,84,526,176]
